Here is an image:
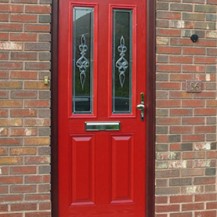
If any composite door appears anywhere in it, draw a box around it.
[58,0,147,216]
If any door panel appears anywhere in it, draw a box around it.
[58,0,147,216]
[111,135,133,202]
[71,136,95,204]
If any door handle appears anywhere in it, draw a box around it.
[137,92,145,121]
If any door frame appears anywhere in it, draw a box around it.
[51,0,156,216]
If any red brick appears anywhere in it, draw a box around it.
[207,0,217,4]
[183,134,205,142]
[157,11,181,19]
[0,23,22,32]
[0,138,21,146]
[170,38,192,46]
[25,156,50,165]
[156,196,168,204]
[194,57,216,64]
[0,32,8,40]
[157,46,181,54]
[170,109,192,116]
[157,64,181,72]
[195,193,217,202]
[39,202,51,210]
[11,90,37,99]
[182,203,204,211]
[25,62,50,70]
[183,47,205,55]
[10,71,37,80]
[24,137,50,145]
[170,213,192,217]
[25,194,50,201]
[24,81,50,89]
[0,157,22,165]
[0,213,22,217]
[194,177,216,185]
[24,24,50,32]
[207,202,217,209]
[25,175,43,184]
[157,100,181,108]
[0,118,22,126]
[170,144,181,151]
[0,52,9,60]
[25,5,51,14]
[0,108,8,118]
[10,147,37,155]
[10,203,37,211]
[170,126,193,134]
[197,39,217,47]
[24,100,49,108]
[0,13,9,21]
[195,210,216,217]
[11,52,37,60]
[12,0,37,3]
[156,204,180,212]
[0,62,23,70]
[170,74,194,81]
[156,135,169,143]
[156,214,167,217]
[10,33,37,41]
[157,29,181,37]
[0,4,23,13]
[170,195,193,203]
[181,169,204,177]
[182,65,205,73]
[0,147,8,155]
[206,100,217,107]
[206,151,217,159]
[10,185,36,193]
[0,204,8,212]
[11,14,37,23]
[0,176,22,184]
[0,81,22,89]
[10,166,36,175]
[170,56,193,64]
[24,118,50,126]
[169,91,192,99]
[0,90,9,98]
[10,109,37,117]
[157,117,181,125]
[38,184,50,193]
[182,100,205,107]
[182,117,205,125]
[195,126,216,133]
[10,127,37,136]
[182,151,205,159]
[25,212,51,217]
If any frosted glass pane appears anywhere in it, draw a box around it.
[72,7,94,114]
[112,10,132,113]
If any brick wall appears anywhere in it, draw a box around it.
[156,0,217,217]
[1,0,217,216]
[0,0,51,216]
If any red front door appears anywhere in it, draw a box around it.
[58,0,147,216]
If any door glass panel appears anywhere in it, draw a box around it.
[72,7,94,114]
[112,9,132,113]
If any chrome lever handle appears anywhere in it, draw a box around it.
[137,92,145,121]
[137,104,145,111]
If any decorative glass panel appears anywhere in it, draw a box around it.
[112,9,132,113]
[73,7,94,114]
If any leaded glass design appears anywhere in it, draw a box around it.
[76,34,90,90]
[112,9,132,113]
[116,36,128,88]
[72,7,94,114]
